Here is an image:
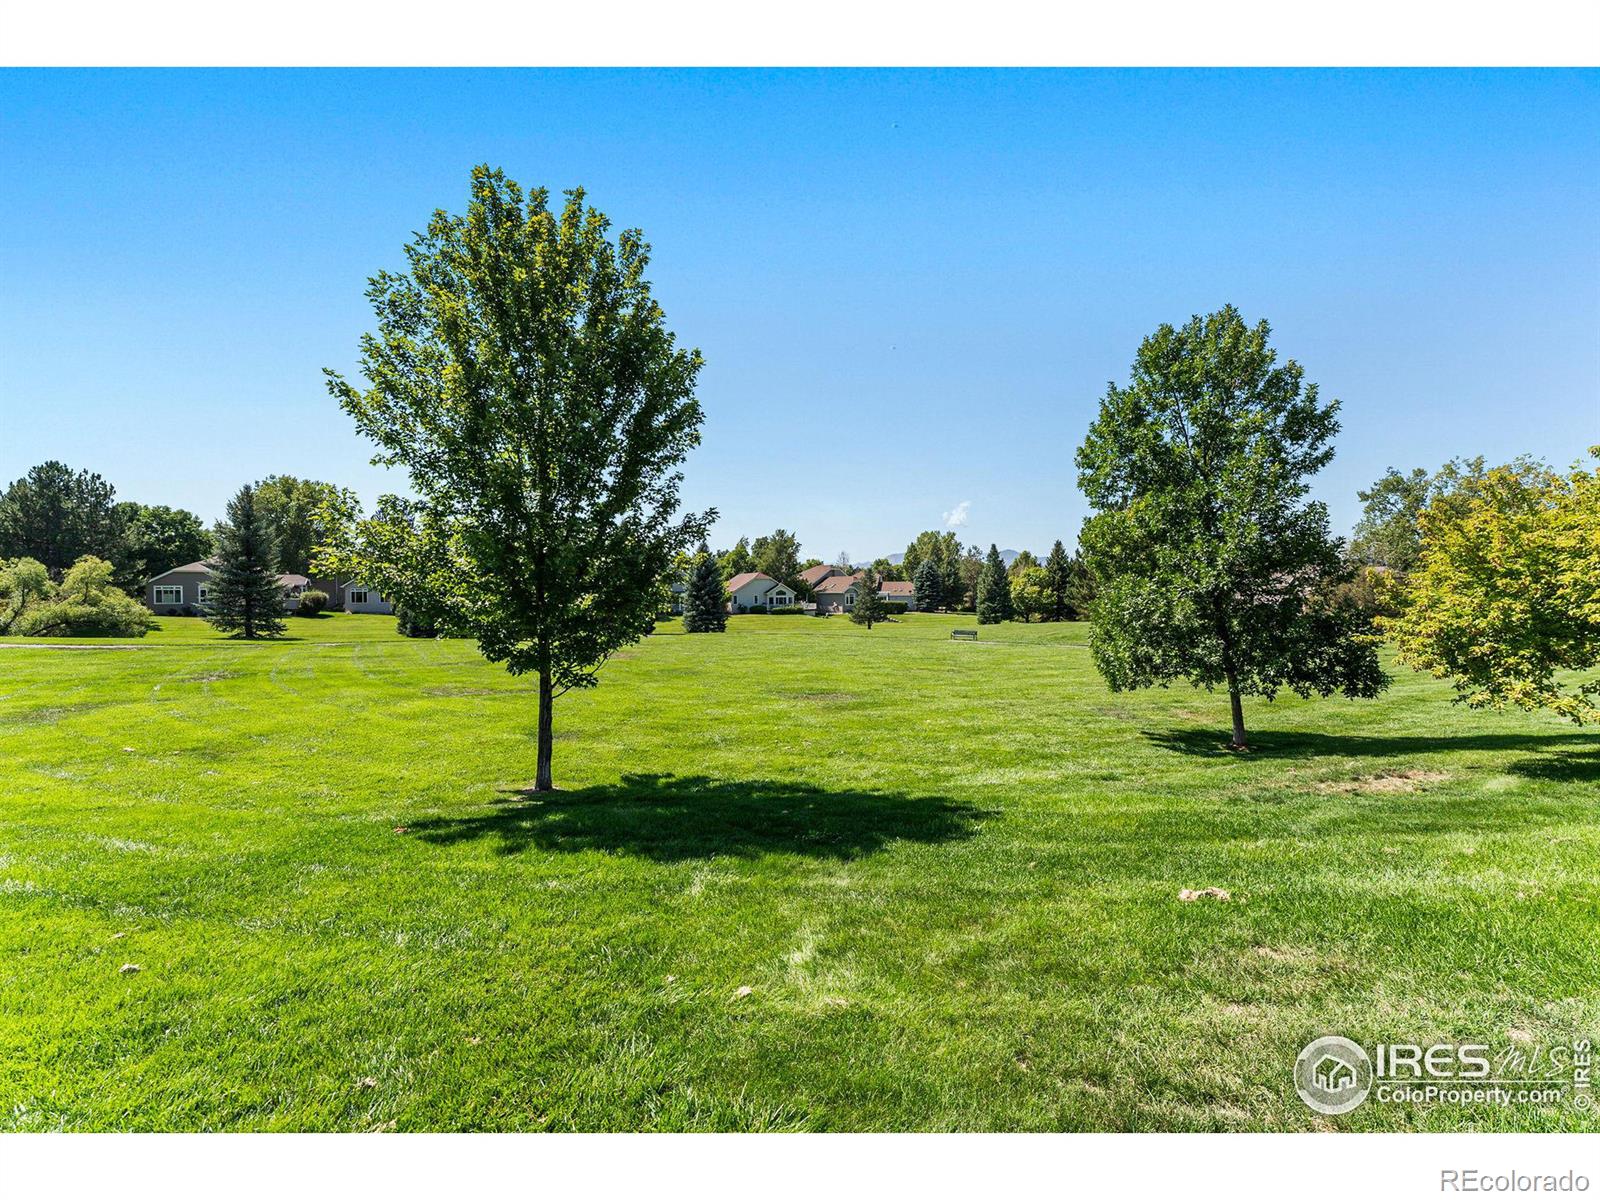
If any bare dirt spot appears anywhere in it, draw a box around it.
[1313,770,1449,795]
[423,685,500,697]
[1178,886,1231,902]
[1252,945,1313,963]
[789,691,858,703]
[185,671,237,683]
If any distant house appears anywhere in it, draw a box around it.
[142,561,393,616]
[812,573,859,614]
[797,563,847,591]
[813,572,918,615]
[724,571,797,612]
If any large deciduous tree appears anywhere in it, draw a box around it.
[0,461,125,577]
[206,484,287,639]
[1075,305,1385,750]
[1385,453,1600,721]
[251,476,349,576]
[750,529,802,590]
[1349,466,1431,573]
[322,166,712,791]
[1011,566,1051,623]
[116,503,213,592]
[717,538,754,581]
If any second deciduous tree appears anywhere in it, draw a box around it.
[1075,306,1385,750]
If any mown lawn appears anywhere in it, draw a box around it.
[2,612,1596,1131]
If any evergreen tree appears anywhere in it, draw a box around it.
[1064,551,1096,619]
[912,556,944,612]
[1044,539,1072,622]
[945,546,970,611]
[976,544,1012,625]
[850,569,888,630]
[206,484,286,639]
[683,542,728,633]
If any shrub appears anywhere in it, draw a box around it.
[395,606,436,638]
[884,602,908,615]
[0,555,151,638]
[296,589,330,616]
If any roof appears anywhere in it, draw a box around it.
[798,564,841,587]
[147,560,215,582]
[724,571,778,594]
[148,560,309,589]
[879,580,915,595]
[814,575,859,594]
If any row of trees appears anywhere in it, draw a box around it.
[0,462,353,592]
[303,168,1595,788]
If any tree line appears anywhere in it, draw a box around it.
[131,166,1592,786]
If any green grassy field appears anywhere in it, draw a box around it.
[2,611,1596,1131]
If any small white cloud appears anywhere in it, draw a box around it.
[943,500,971,529]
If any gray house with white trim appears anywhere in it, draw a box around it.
[143,561,393,616]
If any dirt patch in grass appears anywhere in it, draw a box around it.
[424,685,502,697]
[1313,770,1449,795]
[185,671,238,683]
[788,691,858,703]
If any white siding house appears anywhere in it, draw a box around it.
[724,571,797,612]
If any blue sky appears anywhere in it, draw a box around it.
[2,69,1596,561]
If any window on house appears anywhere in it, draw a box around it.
[197,585,210,602]
[153,585,182,604]
[350,590,369,605]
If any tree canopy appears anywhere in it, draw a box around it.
[1011,566,1051,623]
[321,166,711,790]
[116,503,213,592]
[0,461,125,577]
[252,475,351,576]
[750,529,802,589]
[0,555,151,638]
[1349,466,1431,572]
[1385,452,1600,721]
[1075,306,1385,749]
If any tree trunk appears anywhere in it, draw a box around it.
[1215,613,1248,751]
[1224,664,1248,751]
[534,667,555,791]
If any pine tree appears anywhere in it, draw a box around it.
[849,569,888,630]
[912,557,944,612]
[683,542,727,633]
[976,544,1012,625]
[206,484,286,639]
[1044,539,1072,622]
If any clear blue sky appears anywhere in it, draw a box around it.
[2,69,1596,561]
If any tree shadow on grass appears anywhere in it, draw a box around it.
[1142,727,1600,770]
[407,773,992,862]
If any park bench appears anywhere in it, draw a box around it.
[951,629,978,641]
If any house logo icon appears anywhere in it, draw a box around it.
[1295,1036,1373,1115]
